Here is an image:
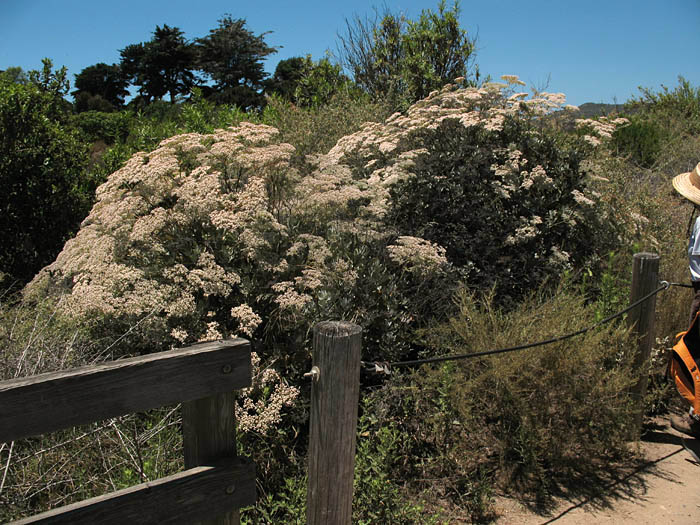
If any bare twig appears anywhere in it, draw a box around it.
[15,423,112,464]
[92,306,159,362]
[0,440,14,495]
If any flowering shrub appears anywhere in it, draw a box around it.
[298,75,619,303]
[27,122,296,349]
[27,74,621,353]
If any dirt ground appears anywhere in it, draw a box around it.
[492,418,700,525]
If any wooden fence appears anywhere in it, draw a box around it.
[0,253,662,524]
[0,339,255,524]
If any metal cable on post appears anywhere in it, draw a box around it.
[360,280,675,373]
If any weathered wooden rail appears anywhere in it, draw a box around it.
[0,338,255,524]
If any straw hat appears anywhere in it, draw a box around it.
[673,162,700,205]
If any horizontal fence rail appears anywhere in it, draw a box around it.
[12,457,255,525]
[0,339,251,442]
[0,338,254,524]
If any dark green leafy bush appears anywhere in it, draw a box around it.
[387,116,617,304]
[70,110,132,144]
[0,78,91,283]
[611,117,665,168]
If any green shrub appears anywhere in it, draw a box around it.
[611,117,665,168]
[629,76,700,136]
[70,110,132,144]
[387,115,615,303]
[367,285,638,510]
[353,397,444,524]
[0,77,91,283]
[618,77,700,175]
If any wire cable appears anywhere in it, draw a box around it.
[667,281,693,289]
[368,281,673,370]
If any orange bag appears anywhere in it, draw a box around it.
[670,313,700,415]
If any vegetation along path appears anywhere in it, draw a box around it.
[493,418,700,524]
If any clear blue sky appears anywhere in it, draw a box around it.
[1,0,698,106]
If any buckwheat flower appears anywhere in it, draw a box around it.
[505,216,542,245]
[272,281,313,313]
[571,189,595,206]
[459,111,482,127]
[508,92,529,101]
[544,92,566,105]
[583,135,601,147]
[491,180,516,199]
[199,321,222,342]
[483,113,506,132]
[230,304,262,337]
[295,269,324,291]
[235,353,299,434]
[462,91,483,102]
[379,140,398,153]
[501,74,527,86]
[549,246,571,268]
[170,328,189,344]
[387,236,448,276]
[521,165,553,189]
[331,259,359,287]
[166,292,197,317]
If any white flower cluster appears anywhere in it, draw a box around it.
[575,116,630,147]
[236,353,299,434]
[26,123,296,345]
[387,236,448,276]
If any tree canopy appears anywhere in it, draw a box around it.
[120,24,197,104]
[266,55,356,107]
[266,57,308,100]
[196,15,277,109]
[338,0,478,108]
[72,63,129,112]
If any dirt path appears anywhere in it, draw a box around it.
[493,420,700,525]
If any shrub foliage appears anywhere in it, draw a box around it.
[11,74,656,521]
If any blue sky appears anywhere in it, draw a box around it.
[1,0,698,106]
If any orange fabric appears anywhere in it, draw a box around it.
[670,321,700,415]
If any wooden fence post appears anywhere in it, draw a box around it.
[627,252,660,439]
[307,321,362,525]
[183,392,239,525]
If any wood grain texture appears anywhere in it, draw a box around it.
[10,457,255,525]
[307,321,362,525]
[0,339,251,442]
[183,392,240,525]
[628,252,660,439]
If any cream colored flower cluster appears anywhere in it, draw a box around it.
[26,123,296,344]
[575,116,630,147]
[387,236,448,276]
[236,352,299,434]
[295,75,577,236]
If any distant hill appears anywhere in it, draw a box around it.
[575,102,626,118]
